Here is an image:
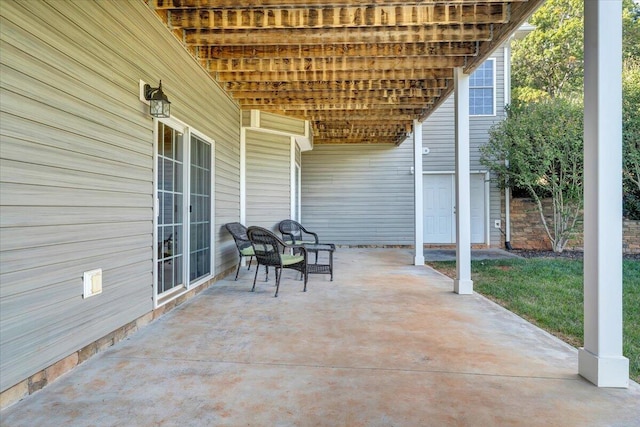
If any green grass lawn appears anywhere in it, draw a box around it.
[427,258,640,383]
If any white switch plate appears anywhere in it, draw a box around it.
[494,220,501,229]
[83,269,103,298]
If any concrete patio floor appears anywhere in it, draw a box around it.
[2,248,639,426]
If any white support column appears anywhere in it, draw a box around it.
[454,67,473,294]
[413,119,425,265]
[240,127,247,225]
[290,136,296,220]
[578,0,629,387]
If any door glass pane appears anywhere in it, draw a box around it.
[189,135,212,283]
[157,122,184,295]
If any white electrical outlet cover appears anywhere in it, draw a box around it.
[83,269,103,298]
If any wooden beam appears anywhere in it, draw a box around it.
[168,4,508,29]
[239,101,433,110]
[224,79,450,92]
[279,108,427,120]
[314,125,414,136]
[237,95,437,106]
[229,88,442,99]
[199,42,478,59]
[312,135,402,144]
[466,0,546,73]
[315,119,414,128]
[214,68,453,82]
[205,56,465,72]
[316,130,410,139]
[184,24,494,45]
[153,0,527,9]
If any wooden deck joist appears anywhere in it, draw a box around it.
[153,0,529,9]
[148,0,543,144]
[167,4,509,29]
[198,42,478,60]
[185,24,494,45]
[223,79,451,92]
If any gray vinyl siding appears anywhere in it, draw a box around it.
[260,111,307,136]
[489,171,503,247]
[241,111,252,127]
[301,141,414,245]
[0,0,240,392]
[421,47,506,246]
[245,130,291,231]
[240,110,307,136]
[422,48,505,172]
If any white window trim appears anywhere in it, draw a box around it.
[152,116,215,308]
[469,58,496,117]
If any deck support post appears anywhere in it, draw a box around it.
[453,67,473,294]
[578,0,628,387]
[414,119,425,266]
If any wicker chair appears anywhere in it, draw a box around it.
[247,226,308,297]
[278,219,319,245]
[278,219,320,262]
[224,222,255,280]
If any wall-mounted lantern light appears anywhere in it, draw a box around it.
[143,80,171,118]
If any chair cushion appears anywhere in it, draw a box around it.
[284,240,316,245]
[252,244,274,253]
[240,246,255,256]
[281,254,304,266]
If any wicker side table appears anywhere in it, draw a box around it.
[303,243,336,281]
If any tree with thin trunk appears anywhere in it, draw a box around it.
[623,58,640,218]
[480,99,584,252]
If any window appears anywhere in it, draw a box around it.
[469,59,495,116]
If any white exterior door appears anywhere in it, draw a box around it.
[423,174,486,244]
[155,120,214,304]
[423,174,455,243]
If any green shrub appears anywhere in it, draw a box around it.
[480,98,584,252]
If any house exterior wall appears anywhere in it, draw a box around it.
[0,1,241,393]
[421,47,507,246]
[301,140,415,246]
[245,129,291,231]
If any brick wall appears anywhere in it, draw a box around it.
[509,198,639,254]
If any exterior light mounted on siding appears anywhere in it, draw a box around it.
[143,80,171,118]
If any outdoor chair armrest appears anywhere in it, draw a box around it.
[282,230,318,245]
[285,243,308,256]
[278,219,320,245]
[299,229,319,244]
[283,243,309,261]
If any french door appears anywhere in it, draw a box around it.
[188,135,212,283]
[156,120,213,302]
